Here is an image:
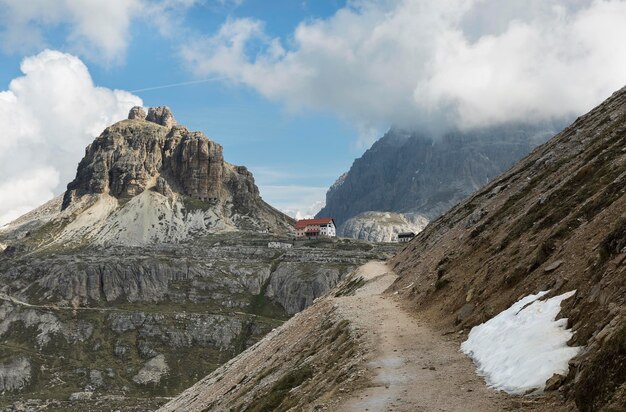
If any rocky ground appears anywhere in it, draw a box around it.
[0,233,397,410]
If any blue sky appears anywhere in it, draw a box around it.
[1,0,625,224]
[0,0,358,220]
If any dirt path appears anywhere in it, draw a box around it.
[334,262,542,412]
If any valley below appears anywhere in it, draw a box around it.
[0,232,397,411]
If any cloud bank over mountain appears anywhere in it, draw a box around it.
[182,0,626,139]
[0,50,141,225]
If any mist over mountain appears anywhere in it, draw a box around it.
[317,120,569,230]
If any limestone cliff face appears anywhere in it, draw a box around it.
[52,106,294,244]
[64,107,251,210]
[317,122,568,227]
[167,130,224,201]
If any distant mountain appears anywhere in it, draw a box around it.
[317,121,568,236]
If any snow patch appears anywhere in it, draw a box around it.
[461,290,580,395]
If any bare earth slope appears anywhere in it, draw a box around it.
[390,85,626,410]
[161,262,557,412]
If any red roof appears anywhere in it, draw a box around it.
[294,218,334,229]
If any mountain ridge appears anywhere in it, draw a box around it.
[317,121,568,229]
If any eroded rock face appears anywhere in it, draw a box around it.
[58,106,291,236]
[146,106,176,128]
[62,118,227,203]
[166,128,224,200]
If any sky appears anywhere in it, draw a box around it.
[1,0,626,225]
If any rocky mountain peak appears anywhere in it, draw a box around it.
[4,106,297,245]
[62,109,232,208]
[146,106,177,127]
[128,106,147,120]
[127,106,177,128]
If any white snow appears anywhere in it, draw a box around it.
[461,290,580,395]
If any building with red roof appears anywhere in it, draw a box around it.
[294,218,336,239]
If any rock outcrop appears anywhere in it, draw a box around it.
[317,121,567,228]
[0,358,31,392]
[146,106,176,127]
[133,355,169,385]
[64,106,258,210]
[128,106,147,120]
[339,211,429,242]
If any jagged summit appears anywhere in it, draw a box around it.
[128,105,176,126]
[3,106,294,248]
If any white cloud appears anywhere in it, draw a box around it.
[0,0,204,63]
[0,50,142,226]
[0,168,60,225]
[259,185,326,220]
[0,0,143,63]
[181,0,626,134]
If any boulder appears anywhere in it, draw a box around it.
[545,373,566,391]
[146,106,176,127]
[128,106,147,120]
[133,355,169,385]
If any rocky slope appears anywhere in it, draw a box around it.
[161,87,625,411]
[389,85,626,410]
[339,211,428,242]
[0,108,399,410]
[317,121,566,233]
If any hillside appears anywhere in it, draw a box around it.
[390,85,626,410]
[162,87,625,411]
